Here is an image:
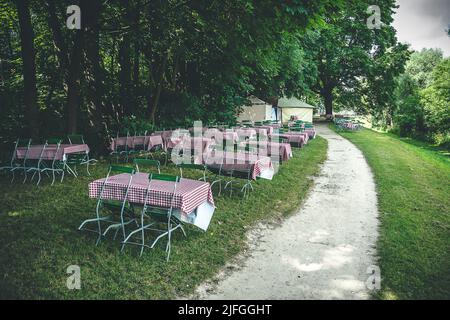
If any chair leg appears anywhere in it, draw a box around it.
[139,213,145,257]
[36,169,42,186]
[51,169,56,186]
[95,207,103,246]
[179,224,187,237]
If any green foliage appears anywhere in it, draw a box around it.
[405,48,443,89]
[116,116,156,135]
[393,74,424,137]
[0,0,336,153]
[305,0,409,116]
[420,58,450,145]
[390,50,449,145]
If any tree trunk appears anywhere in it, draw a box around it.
[16,0,39,138]
[66,29,84,134]
[46,0,69,73]
[322,86,334,117]
[119,37,132,116]
[149,52,168,123]
[118,2,133,116]
[82,0,106,144]
[171,52,179,90]
[133,43,140,91]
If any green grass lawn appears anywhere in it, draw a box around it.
[332,125,450,300]
[0,137,327,299]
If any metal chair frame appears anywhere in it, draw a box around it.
[134,158,161,174]
[121,174,186,261]
[78,166,137,245]
[10,138,32,183]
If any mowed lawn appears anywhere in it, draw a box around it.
[0,137,327,299]
[334,126,450,299]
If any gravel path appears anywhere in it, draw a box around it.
[195,124,379,300]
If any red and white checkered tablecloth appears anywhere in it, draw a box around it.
[16,144,89,160]
[243,141,293,161]
[110,135,164,151]
[283,131,310,144]
[200,151,274,180]
[170,136,214,154]
[254,126,274,135]
[303,128,316,138]
[89,172,215,215]
[269,133,306,147]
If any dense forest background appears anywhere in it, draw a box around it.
[0,0,448,155]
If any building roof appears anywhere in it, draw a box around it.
[277,97,316,109]
[245,95,270,106]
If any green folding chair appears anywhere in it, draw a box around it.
[66,134,96,175]
[25,142,48,185]
[121,173,185,261]
[1,138,25,173]
[176,163,207,181]
[223,164,254,198]
[112,131,132,162]
[134,158,161,174]
[131,131,148,154]
[10,138,31,183]
[41,141,65,185]
[78,165,137,245]
[206,162,224,196]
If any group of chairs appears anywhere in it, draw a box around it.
[110,130,256,198]
[110,130,163,163]
[79,160,184,261]
[0,134,95,186]
[79,155,255,261]
[238,120,280,127]
[334,118,362,131]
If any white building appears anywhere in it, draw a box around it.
[236,96,277,122]
[277,97,316,123]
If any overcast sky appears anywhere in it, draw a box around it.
[393,0,450,56]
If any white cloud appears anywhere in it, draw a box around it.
[393,0,450,56]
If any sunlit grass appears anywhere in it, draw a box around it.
[332,125,450,300]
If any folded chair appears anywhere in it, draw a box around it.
[10,138,31,183]
[176,163,207,181]
[121,173,186,261]
[205,162,223,196]
[110,131,132,162]
[25,142,48,185]
[67,134,96,175]
[78,165,137,245]
[223,163,253,198]
[1,138,24,173]
[131,131,148,154]
[134,158,160,174]
[41,140,65,185]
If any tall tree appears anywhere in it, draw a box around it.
[309,0,408,116]
[16,0,39,138]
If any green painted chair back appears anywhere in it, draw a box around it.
[109,165,135,175]
[133,159,160,173]
[47,138,62,144]
[149,173,179,182]
[68,134,85,144]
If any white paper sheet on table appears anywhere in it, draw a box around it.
[172,201,215,231]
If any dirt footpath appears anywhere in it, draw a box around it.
[194,124,379,300]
